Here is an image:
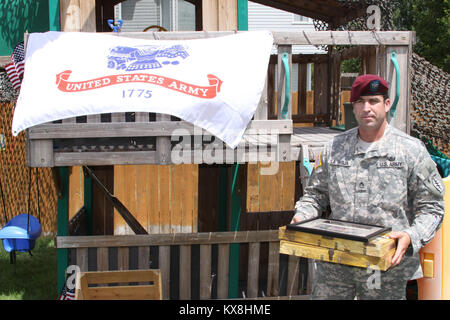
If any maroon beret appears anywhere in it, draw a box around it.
[350,74,389,102]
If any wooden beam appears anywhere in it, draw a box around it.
[60,0,96,32]
[56,229,279,248]
[109,31,415,46]
[202,0,238,31]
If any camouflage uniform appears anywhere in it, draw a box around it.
[294,124,445,299]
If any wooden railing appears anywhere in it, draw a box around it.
[56,230,309,300]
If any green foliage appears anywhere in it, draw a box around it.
[0,237,57,300]
[393,0,450,72]
[341,58,361,74]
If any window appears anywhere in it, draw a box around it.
[115,0,195,32]
[292,14,311,24]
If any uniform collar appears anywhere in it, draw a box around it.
[352,125,394,159]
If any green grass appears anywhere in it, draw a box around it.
[0,237,58,300]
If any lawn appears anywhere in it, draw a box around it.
[0,237,58,300]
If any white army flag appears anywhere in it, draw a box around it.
[12,31,273,148]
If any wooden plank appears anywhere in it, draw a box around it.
[27,139,54,167]
[82,286,160,300]
[247,242,260,298]
[76,248,88,272]
[56,230,279,248]
[179,245,191,299]
[180,164,198,233]
[202,0,219,31]
[158,166,171,234]
[109,31,415,45]
[156,114,172,164]
[279,240,394,271]
[28,120,292,139]
[147,165,160,233]
[287,255,299,296]
[267,241,280,297]
[281,162,295,211]
[118,247,129,270]
[159,245,170,300]
[170,165,182,233]
[68,166,84,221]
[138,246,150,270]
[136,165,149,235]
[279,226,395,258]
[314,62,329,117]
[60,0,96,32]
[113,165,128,235]
[217,243,229,299]
[246,164,260,212]
[97,247,108,271]
[199,244,212,299]
[54,151,157,166]
[218,0,238,31]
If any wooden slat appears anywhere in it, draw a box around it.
[28,120,293,139]
[287,256,300,296]
[54,151,156,166]
[147,165,160,233]
[118,247,129,270]
[76,248,88,272]
[57,230,279,248]
[199,244,212,300]
[247,242,260,298]
[217,243,229,299]
[138,246,150,270]
[158,166,171,234]
[267,241,280,297]
[97,247,108,271]
[179,245,191,299]
[159,245,170,300]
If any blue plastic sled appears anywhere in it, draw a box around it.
[0,214,42,253]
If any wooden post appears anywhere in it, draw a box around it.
[57,167,69,295]
[202,0,238,31]
[59,0,96,32]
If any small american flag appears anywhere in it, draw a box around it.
[5,42,25,91]
[58,277,76,300]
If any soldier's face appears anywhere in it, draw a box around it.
[352,95,391,131]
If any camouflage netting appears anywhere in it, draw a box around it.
[314,0,449,157]
[410,54,449,156]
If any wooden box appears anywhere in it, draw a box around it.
[279,226,396,271]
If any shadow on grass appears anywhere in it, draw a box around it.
[0,237,57,300]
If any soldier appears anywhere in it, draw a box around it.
[291,74,445,299]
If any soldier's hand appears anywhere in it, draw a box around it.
[388,231,411,267]
[290,215,302,224]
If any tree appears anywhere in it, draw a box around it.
[394,0,450,73]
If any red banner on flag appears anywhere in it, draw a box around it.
[56,70,222,99]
